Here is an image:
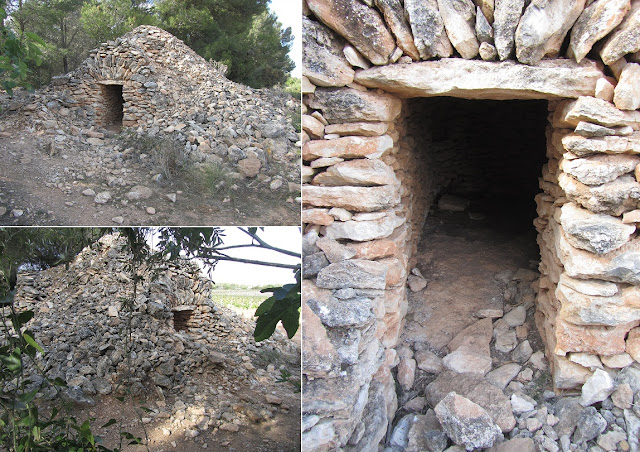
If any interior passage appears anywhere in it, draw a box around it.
[100,84,124,127]
[400,98,548,352]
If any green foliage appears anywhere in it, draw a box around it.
[210,291,268,311]
[254,268,300,342]
[284,77,301,100]
[155,0,294,88]
[119,132,187,180]
[80,0,154,43]
[0,3,43,95]
[189,162,231,197]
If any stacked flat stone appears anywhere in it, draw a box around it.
[302,0,640,450]
[535,96,640,389]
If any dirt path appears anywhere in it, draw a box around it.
[0,134,300,226]
[402,209,540,351]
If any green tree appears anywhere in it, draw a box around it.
[80,0,154,43]
[155,0,294,88]
[0,0,43,94]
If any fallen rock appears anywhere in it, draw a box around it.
[434,392,503,450]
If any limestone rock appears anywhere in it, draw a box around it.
[125,185,153,201]
[487,437,536,452]
[324,122,389,137]
[312,159,399,186]
[447,318,493,355]
[425,371,516,433]
[485,363,522,389]
[560,133,640,157]
[94,191,112,204]
[595,77,616,102]
[569,0,631,63]
[316,259,387,290]
[515,0,586,65]
[553,96,640,129]
[354,59,602,100]
[600,352,634,367]
[437,0,479,59]
[306,293,374,328]
[493,0,525,60]
[316,237,356,263]
[614,62,640,111]
[574,121,634,137]
[237,157,261,178]
[397,358,417,390]
[434,392,503,450]
[303,17,355,87]
[573,407,607,443]
[404,0,453,59]
[559,173,640,216]
[510,393,535,414]
[305,0,396,65]
[558,202,636,254]
[302,303,339,377]
[374,0,421,60]
[308,87,402,123]
[407,274,427,292]
[303,184,400,212]
[580,368,615,406]
[325,215,400,241]
[628,327,640,361]
[475,7,494,43]
[600,1,640,65]
[479,42,498,60]
[503,305,527,327]
[415,349,444,373]
[302,115,325,139]
[442,346,493,375]
[302,135,393,161]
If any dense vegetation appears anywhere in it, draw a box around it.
[0,0,294,90]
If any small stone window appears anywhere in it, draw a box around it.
[172,306,195,331]
[100,83,124,127]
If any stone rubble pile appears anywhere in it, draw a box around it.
[301,0,640,446]
[0,25,301,190]
[385,265,640,452]
[3,233,300,438]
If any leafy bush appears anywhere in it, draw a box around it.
[284,77,301,100]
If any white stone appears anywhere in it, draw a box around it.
[580,369,615,406]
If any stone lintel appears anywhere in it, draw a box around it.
[98,80,125,85]
[354,58,603,100]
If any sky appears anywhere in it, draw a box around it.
[269,0,302,78]
[206,227,301,286]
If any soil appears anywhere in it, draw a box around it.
[71,378,301,452]
[402,206,541,352]
[0,134,300,226]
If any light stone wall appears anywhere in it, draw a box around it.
[302,0,640,449]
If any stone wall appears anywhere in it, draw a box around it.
[301,0,640,450]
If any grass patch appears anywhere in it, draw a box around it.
[119,132,187,180]
[189,162,232,197]
[211,292,268,311]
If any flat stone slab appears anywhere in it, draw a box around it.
[354,58,602,99]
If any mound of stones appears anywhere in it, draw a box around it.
[386,267,640,452]
[2,233,300,436]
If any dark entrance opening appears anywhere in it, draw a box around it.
[100,84,124,127]
[400,97,549,350]
[172,307,194,331]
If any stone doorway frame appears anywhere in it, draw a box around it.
[98,80,125,127]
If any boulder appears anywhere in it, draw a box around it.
[302,17,355,87]
[434,392,503,450]
[404,0,453,59]
[568,0,631,63]
[515,0,586,64]
[305,0,396,65]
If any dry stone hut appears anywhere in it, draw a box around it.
[302,0,640,450]
[11,25,299,182]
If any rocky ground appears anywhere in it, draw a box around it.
[3,235,301,450]
[0,87,301,226]
[386,206,640,452]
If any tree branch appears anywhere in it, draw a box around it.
[213,255,300,270]
[236,228,300,258]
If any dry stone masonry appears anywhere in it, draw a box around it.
[3,234,300,443]
[1,25,300,190]
[302,0,640,450]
